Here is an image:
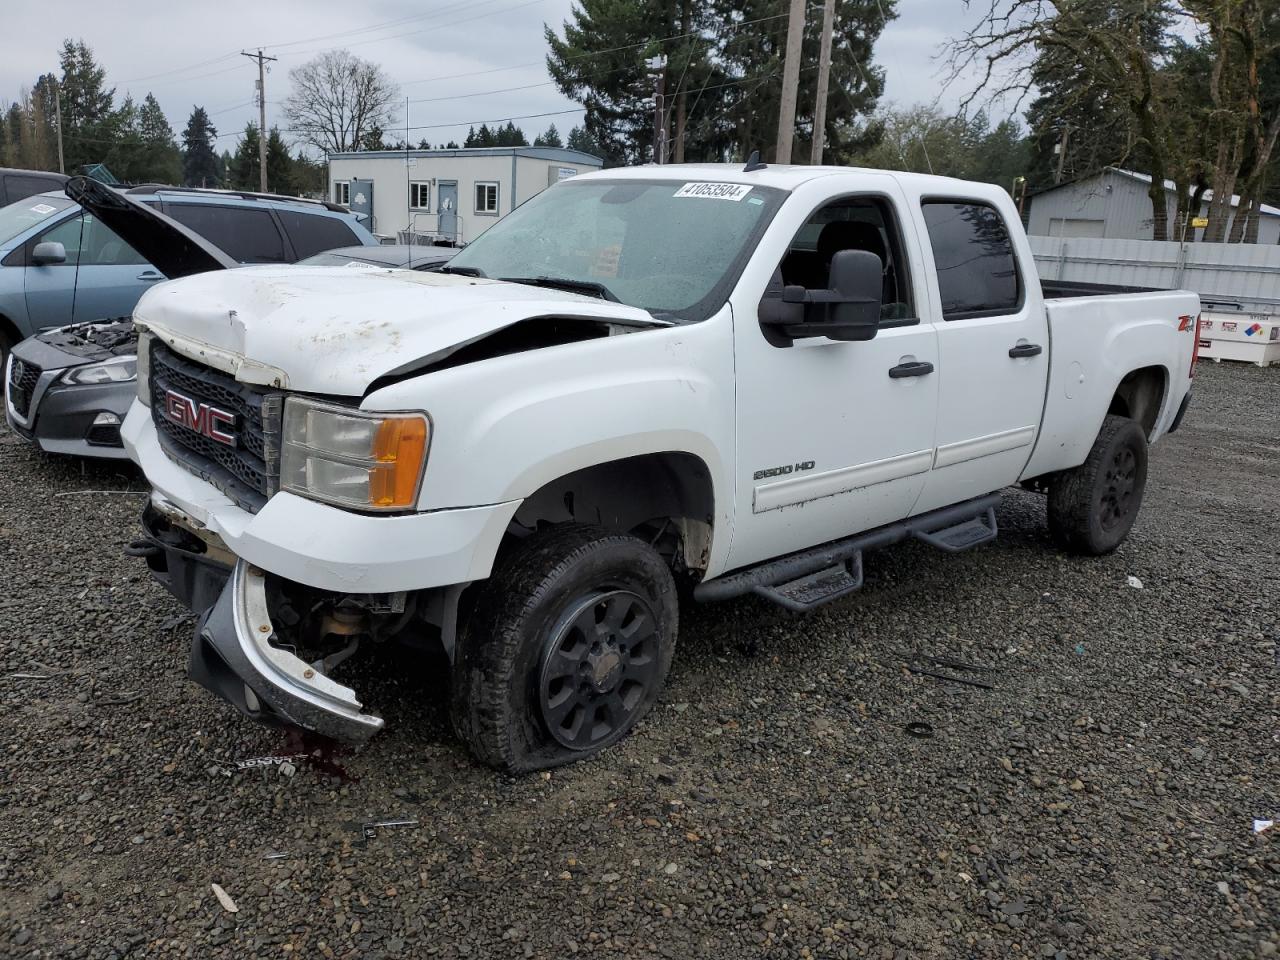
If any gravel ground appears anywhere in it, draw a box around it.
[1,360,1277,960]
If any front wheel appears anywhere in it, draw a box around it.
[451,524,678,772]
[1047,414,1149,555]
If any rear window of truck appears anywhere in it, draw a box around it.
[921,200,1020,320]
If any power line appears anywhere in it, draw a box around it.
[260,0,519,52]
[117,52,240,85]
[404,11,794,109]
[398,11,791,89]
[280,0,545,61]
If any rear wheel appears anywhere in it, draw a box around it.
[451,524,678,772]
[1047,414,1149,555]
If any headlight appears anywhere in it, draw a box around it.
[61,355,137,386]
[280,397,430,511]
[136,332,153,406]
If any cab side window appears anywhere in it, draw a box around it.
[777,197,915,324]
[920,201,1020,320]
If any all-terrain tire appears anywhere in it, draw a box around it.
[451,524,678,773]
[1047,414,1149,555]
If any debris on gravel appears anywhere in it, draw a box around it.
[1,361,1277,958]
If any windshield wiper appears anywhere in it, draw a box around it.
[440,264,486,278]
[498,275,620,302]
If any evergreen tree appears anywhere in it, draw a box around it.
[131,93,181,184]
[182,106,220,187]
[105,95,144,180]
[463,125,479,147]
[444,140,460,149]
[57,39,118,171]
[547,1,701,164]
[265,127,296,194]
[290,151,328,197]
[566,124,605,158]
[546,0,893,164]
[494,121,528,146]
[229,124,261,190]
[533,123,564,147]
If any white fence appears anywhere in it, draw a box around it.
[1029,235,1280,315]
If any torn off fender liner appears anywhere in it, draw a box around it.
[189,560,384,744]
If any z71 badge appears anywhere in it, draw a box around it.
[754,460,816,481]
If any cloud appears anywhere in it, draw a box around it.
[0,0,1000,159]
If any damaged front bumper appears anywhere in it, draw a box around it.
[191,560,385,744]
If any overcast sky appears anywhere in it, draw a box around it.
[1,0,985,157]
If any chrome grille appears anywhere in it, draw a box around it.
[149,343,279,512]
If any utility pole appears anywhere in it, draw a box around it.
[775,0,807,164]
[53,77,65,175]
[809,0,836,165]
[647,56,667,164]
[241,49,277,192]
[1053,125,1071,185]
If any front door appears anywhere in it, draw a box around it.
[909,198,1050,515]
[437,182,458,242]
[727,184,940,572]
[25,211,156,329]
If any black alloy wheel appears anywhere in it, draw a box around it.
[538,589,663,751]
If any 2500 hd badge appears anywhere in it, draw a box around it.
[754,460,816,481]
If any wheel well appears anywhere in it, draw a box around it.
[1108,366,1167,439]
[508,452,715,574]
[0,313,20,352]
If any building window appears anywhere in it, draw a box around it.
[475,181,499,215]
[333,181,350,205]
[409,181,430,210]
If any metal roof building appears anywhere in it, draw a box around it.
[328,146,603,245]
[1026,167,1280,244]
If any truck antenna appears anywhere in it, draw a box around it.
[743,150,768,172]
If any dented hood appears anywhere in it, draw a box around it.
[134,265,667,395]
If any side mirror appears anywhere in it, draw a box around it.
[759,249,882,346]
[32,241,67,266]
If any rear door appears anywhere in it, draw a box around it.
[908,194,1049,514]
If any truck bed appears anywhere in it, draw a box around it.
[1021,287,1198,481]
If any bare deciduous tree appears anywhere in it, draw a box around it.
[283,50,399,155]
[948,0,1279,242]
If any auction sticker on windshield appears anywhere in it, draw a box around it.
[673,182,753,201]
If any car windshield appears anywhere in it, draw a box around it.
[448,179,786,322]
[0,195,74,246]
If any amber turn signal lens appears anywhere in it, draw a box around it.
[368,417,429,507]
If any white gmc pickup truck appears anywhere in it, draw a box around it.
[89,164,1198,771]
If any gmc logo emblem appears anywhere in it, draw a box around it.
[162,389,237,447]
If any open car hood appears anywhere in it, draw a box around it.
[64,177,237,278]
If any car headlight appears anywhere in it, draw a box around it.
[61,355,137,386]
[136,332,153,406]
[280,397,430,511]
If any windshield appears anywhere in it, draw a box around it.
[448,179,785,321]
[0,195,74,247]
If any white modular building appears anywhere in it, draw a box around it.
[327,146,604,245]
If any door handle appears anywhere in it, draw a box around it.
[137,271,163,281]
[888,361,934,379]
[1008,343,1043,358]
